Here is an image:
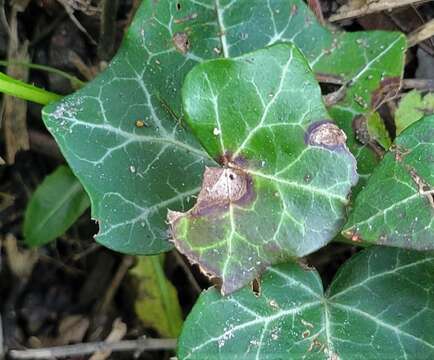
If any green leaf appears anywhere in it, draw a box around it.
[130,255,183,337]
[178,246,434,359]
[169,44,358,294]
[343,115,434,248]
[367,112,392,150]
[395,90,434,135]
[24,166,90,247]
[42,0,405,255]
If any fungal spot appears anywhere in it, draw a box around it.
[391,145,410,162]
[407,166,434,209]
[304,173,312,183]
[194,167,254,216]
[251,278,261,297]
[213,127,221,136]
[302,330,311,338]
[306,120,347,150]
[174,12,198,24]
[169,165,255,220]
[173,32,190,54]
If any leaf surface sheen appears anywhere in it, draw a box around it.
[169,44,358,294]
[178,247,434,359]
[42,0,405,254]
[343,115,434,249]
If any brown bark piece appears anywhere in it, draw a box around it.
[2,8,30,164]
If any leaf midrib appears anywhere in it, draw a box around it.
[215,0,229,58]
[55,115,210,160]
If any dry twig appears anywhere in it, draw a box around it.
[402,78,434,91]
[408,19,434,46]
[329,0,433,22]
[97,256,135,314]
[56,0,98,45]
[307,0,325,25]
[2,5,30,164]
[8,338,177,359]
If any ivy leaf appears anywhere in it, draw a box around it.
[42,0,405,255]
[24,166,90,247]
[215,0,406,185]
[130,255,183,337]
[343,115,434,249]
[395,90,434,135]
[168,44,358,294]
[42,1,216,254]
[178,246,434,359]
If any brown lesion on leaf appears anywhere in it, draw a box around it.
[173,32,190,54]
[305,120,359,185]
[307,337,324,353]
[174,12,198,24]
[390,144,411,162]
[391,144,434,209]
[305,120,347,150]
[406,166,434,209]
[170,164,255,220]
[251,278,261,297]
[167,154,257,294]
[371,77,402,110]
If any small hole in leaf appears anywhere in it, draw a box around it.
[176,2,181,10]
[252,278,261,297]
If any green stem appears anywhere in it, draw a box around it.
[0,71,62,105]
[0,60,85,88]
